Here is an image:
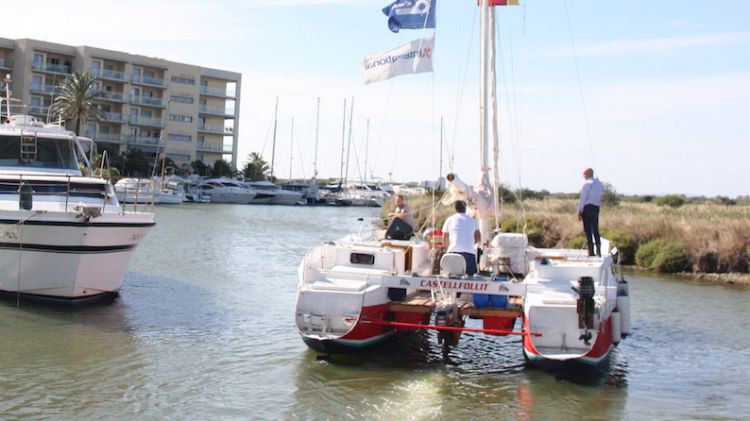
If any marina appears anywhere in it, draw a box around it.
[1,204,748,419]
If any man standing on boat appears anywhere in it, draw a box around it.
[442,200,481,276]
[578,168,604,257]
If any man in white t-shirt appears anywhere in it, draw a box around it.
[441,200,481,276]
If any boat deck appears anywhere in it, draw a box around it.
[388,291,524,318]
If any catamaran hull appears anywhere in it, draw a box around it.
[298,301,429,353]
[522,315,614,371]
[0,217,154,301]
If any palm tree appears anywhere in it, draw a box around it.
[50,72,105,135]
[242,152,270,181]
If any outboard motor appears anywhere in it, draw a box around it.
[434,302,459,327]
[573,276,595,344]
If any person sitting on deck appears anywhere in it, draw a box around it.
[441,200,481,276]
[385,195,415,240]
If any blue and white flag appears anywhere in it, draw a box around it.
[362,37,434,85]
[382,0,436,33]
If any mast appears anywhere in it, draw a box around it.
[439,116,444,188]
[364,118,369,182]
[312,97,320,183]
[480,0,490,170]
[289,117,294,182]
[489,5,502,232]
[270,96,279,179]
[343,97,355,187]
[338,98,347,188]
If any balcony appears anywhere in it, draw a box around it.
[0,58,12,70]
[30,84,58,95]
[196,142,224,152]
[100,91,126,103]
[130,95,166,108]
[197,124,232,135]
[199,85,234,98]
[131,74,166,88]
[27,106,49,119]
[32,62,72,75]
[90,68,127,83]
[199,104,235,118]
[93,132,125,144]
[103,112,125,124]
[126,135,163,146]
[129,115,165,128]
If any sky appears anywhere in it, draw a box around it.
[4,0,750,196]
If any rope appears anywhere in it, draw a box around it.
[563,0,597,170]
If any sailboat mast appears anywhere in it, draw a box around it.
[289,117,294,182]
[344,97,355,187]
[313,97,320,183]
[480,0,490,169]
[338,98,347,188]
[270,96,279,179]
[364,118,369,182]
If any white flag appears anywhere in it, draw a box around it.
[362,37,434,85]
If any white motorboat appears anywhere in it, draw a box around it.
[153,176,187,204]
[198,177,256,204]
[0,111,154,303]
[248,180,304,205]
[114,178,159,205]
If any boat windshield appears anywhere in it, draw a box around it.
[0,135,80,170]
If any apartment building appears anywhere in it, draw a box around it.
[0,37,241,168]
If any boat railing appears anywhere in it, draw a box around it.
[114,178,158,212]
[4,175,111,214]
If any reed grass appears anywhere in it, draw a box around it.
[384,195,750,277]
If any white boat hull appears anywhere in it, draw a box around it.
[0,213,154,300]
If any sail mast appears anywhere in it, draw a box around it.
[289,117,294,182]
[270,96,279,180]
[338,98,346,188]
[480,0,490,170]
[313,97,320,183]
[344,97,355,187]
[489,5,501,232]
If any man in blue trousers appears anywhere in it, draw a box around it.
[578,168,604,257]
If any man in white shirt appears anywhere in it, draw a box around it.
[577,168,604,257]
[441,200,481,276]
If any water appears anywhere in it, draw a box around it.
[1,204,749,420]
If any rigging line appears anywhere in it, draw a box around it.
[563,0,597,170]
[450,6,478,172]
[259,99,275,159]
[497,12,529,230]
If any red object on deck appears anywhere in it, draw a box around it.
[477,0,520,6]
[483,316,517,336]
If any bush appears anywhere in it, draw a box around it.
[656,195,686,208]
[652,242,691,273]
[635,239,665,268]
[568,235,587,250]
[603,230,637,265]
[602,183,620,207]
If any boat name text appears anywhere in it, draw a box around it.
[419,279,489,291]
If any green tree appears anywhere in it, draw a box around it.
[242,152,270,181]
[602,182,620,207]
[50,72,105,135]
[211,159,234,177]
[191,160,209,176]
[121,149,151,177]
[156,157,177,176]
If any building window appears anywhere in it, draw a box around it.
[167,153,191,162]
[169,114,193,123]
[170,95,194,104]
[167,134,191,142]
[170,76,195,85]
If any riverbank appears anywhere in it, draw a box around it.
[383,195,750,278]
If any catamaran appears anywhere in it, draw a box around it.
[295,0,631,370]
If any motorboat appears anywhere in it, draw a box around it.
[114,178,159,205]
[248,180,304,205]
[0,111,154,302]
[198,177,256,204]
